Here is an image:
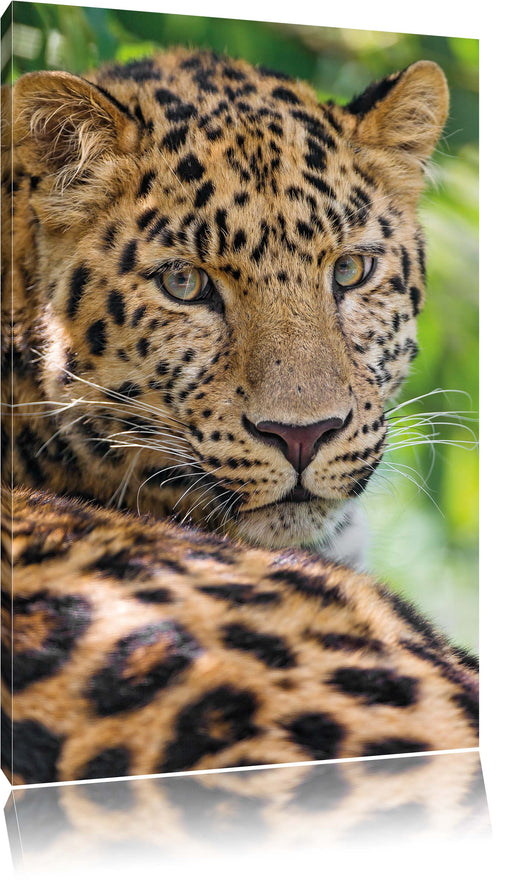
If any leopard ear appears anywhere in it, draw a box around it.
[343,61,449,167]
[13,70,139,188]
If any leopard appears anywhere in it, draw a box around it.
[0,47,478,786]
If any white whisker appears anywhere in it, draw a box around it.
[385,388,472,416]
[107,450,142,509]
[29,347,188,431]
[379,460,444,516]
[173,471,217,513]
[136,465,177,515]
[205,482,250,528]
[160,468,206,487]
[34,413,87,457]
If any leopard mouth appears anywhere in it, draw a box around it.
[278,483,315,504]
[240,481,326,513]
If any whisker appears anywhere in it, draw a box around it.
[387,439,478,453]
[361,465,398,499]
[387,425,478,444]
[379,460,444,516]
[385,388,473,416]
[386,409,477,423]
[180,480,225,525]
[173,470,217,513]
[219,487,248,532]
[5,397,87,419]
[136,465,177,515]
[205,482,250,528]
[109,442,194,459]
[219,487,251,532]
[34,413,88,457]
[160,468,207,487]
[89,410,189,443]
[29,347,189,431]
[107,450,142,509]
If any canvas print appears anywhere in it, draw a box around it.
[1,3,478,785]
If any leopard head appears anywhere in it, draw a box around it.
[10,51,448,549]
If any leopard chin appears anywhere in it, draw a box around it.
[231,497,355,551]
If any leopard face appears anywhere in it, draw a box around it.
[8,50,448,549]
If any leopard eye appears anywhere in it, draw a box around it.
[333,254,374,289]
[159,266,207,301]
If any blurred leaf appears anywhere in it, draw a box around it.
[448,36,478,76]
[115,41,161,63]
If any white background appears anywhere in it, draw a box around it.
[1,0,510,879]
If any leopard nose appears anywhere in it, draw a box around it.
[247,416,346,473]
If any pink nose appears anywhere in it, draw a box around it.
[253,417,345,473]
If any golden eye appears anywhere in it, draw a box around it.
[159,266,207,301]
[333,254,374,289]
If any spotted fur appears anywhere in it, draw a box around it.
[2,487,478,784]
[1,50,477,785]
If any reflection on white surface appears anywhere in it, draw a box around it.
[4,750,489,875]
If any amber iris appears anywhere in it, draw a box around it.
[160,266,206,301]
[334,254,373,288]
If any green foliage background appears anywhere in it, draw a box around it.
[2,3,479,649]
